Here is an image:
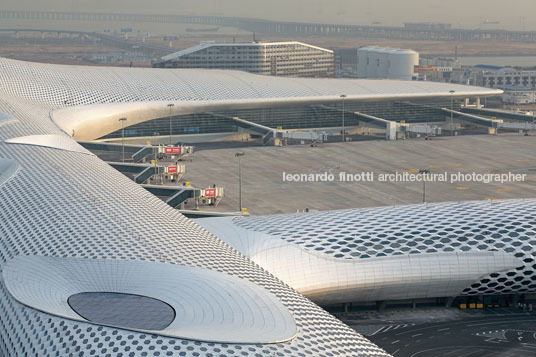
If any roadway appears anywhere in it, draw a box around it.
[369,311,536,357]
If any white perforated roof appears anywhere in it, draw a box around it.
[0,61,391,356]
[0,57,500,109]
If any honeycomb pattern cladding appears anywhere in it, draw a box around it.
[0,95,388,353]
[234,199,536,296]
[0,57,494,108]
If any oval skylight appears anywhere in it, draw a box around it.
[68,292,175,331]
[2,255,297,344]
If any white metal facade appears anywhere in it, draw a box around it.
[198,200,535,305]
[0,59,391,356]
[0,57,501,141]
[0,57,513,356]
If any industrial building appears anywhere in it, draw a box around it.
[420,57,461,70]
[501,86,536,104]
[356,46,419,80]
[153,41,335,77]
[471,66,536,104]
[334,47,359,78]
[417,56,462,82]
[477,66,536,89]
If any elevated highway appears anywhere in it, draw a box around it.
[2,10,536,43]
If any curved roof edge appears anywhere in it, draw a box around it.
[52,90,502,141]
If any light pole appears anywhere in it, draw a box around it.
[235,152,245,212]
[419,169,430,203]
[119,117,127,162]
[167,103,175,146]
[153,131,159,183]
[449,90,455,136]
[340,94,347,142]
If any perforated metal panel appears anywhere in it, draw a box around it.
[0,57,499,109]
[233,199,536,296]
[0,64,389,356]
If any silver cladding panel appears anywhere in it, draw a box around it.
[233,200,536,296]
[0,57,499,108]
[0,158,19,188]
[5,134,95,156]
[196,217,523,305]
[0,94,389,354]
[3,255,298,344]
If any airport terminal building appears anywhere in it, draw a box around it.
[2,57,536,356]
[2,57,501,144]
[0,57,389,356]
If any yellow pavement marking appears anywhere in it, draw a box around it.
[517,160,529,162]
[407,169,419,173]
[429,165,441,168]
[496,188,512,192]
[451,163,462,167]
[456,186,469,190]
[486,197,498,200]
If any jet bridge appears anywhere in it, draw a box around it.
[142,184,200,208]
[441,108,536,133]
[231,117,276,145]
[461,107,536,122]
[230,116,327,145]
[354,112,441,140]
[108,162,157,184]
[78,141,152,162]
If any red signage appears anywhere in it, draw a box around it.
[165,147,181,154]
[167,166,178,174]
[414,65,437,73]
[205,188,216,197]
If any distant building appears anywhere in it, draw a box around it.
[471,66,536,104]
[357,46,419,80]
[334,47,359,78]
[418,57,461,82]
[153,41,334,77]
[420,57,461,70]
[501,86,536,104]
[476,66,536,89]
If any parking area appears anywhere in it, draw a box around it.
[182,134,536,215]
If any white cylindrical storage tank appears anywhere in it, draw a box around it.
[378,48,392,79]
[356,47,371,78]
[367,47,380,78]
[388,49,419,80]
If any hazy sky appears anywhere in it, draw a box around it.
[2,0,536,30]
